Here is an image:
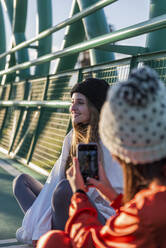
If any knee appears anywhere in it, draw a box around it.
[37,230,71,248]
[13,173,28,197]
[52,179,72,208]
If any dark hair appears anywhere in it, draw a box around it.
[114,156,166,203]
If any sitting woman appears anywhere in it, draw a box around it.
[37,66,166,248]
[13,78,123,247]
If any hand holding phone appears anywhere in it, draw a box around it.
[66,157,87,193]
[77,143,98,183]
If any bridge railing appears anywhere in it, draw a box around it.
[0,0,166,174]
[0,0,117,62]
[0,0,166,79]
[0,71,78,175]
[0,50,166,174]
[1,13,166,78]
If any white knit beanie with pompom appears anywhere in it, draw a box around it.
[99,66,166,164]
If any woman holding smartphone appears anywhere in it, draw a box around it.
[37,66,166,248]
[13,78,123,247]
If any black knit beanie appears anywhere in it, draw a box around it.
[70,78,109,112]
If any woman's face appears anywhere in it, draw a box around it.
[70,93,90,125]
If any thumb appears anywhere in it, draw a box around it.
[66,166,74,178]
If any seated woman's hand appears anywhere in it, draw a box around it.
[66,157,88,193]
[86,163,118,203]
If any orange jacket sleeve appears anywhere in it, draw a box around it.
[65,192,137,247]
[65,186,166,248]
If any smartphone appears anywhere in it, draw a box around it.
[77,143,98,183]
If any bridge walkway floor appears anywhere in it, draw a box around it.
[0,152,46,248]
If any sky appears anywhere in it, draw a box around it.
[26,0,150,47]
[104,0,150,46]
[2,0,150,73]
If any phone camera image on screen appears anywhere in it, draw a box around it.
[77,143,98,183]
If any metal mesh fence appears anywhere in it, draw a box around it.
[0,52,166,173]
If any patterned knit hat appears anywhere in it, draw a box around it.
[70,78,109,112]
[99,66,166,164]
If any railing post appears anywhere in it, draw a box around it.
[55,0,85,73]
[77,68,83,82]
[35,0,52,76]
[0,1,6,81]
[26,76,50,165]
[8,80,31,154]
[146,0,166,52]
[2,53,17,84]
[77,0,115,65]
[129,56,139,72]
[12,0,30,80]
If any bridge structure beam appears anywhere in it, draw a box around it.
[146,0,166,52]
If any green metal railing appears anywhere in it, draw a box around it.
[0,50,166,174]
[0,0,166,174]
[0,100,70,108]
[0,0,117,62]
[0,71,76,173]
[1,13,166,77]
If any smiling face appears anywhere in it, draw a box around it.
[70,92,90,125]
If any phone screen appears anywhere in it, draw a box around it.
[77,143,98,183]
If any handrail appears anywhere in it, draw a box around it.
[0,0,117,60]
[0,100,71,108]
[1,13,166,77]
